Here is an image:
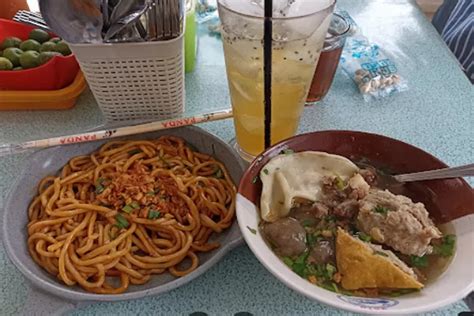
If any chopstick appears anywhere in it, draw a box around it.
[0,109,233,157]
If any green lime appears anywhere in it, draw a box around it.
[20,50,41,69]
[13,66,23,71]
[40,41,57,53]
[29,28,50,43]
[49,37,61,43]
[39,51,62,65]
[0,57,13,70]
[3,47,23,67]
[20,39,41,52]
[55,41,72,56]
[1,37,22,49]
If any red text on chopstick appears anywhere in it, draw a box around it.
[59,134,98,144]
[162,117,197,128]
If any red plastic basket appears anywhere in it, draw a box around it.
[0,18,79,91]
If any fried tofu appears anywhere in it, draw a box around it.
[336,228,423,290]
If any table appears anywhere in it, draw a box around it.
[1,0,472,315]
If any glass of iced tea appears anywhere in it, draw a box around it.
[217,0,335,161]
[306,13,350,104]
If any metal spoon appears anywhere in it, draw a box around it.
[104,0,149,41]
[393,163,474,182]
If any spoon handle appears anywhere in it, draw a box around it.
[394,163,474,182]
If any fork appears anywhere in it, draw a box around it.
[12,10,51,31]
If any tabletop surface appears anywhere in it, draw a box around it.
[1,0,473,315]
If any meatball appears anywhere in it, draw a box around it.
[307,240,335,265]
[262,217,307,257]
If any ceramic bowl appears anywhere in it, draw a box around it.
[236,130,473,315]
[2,126,245,301]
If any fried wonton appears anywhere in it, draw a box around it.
[336,228,423,290]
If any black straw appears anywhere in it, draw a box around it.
[263,0,273,149]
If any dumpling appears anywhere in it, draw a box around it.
[259,151,358,222]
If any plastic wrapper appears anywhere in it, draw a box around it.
[339,11,407,101]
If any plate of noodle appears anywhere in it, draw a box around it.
[2,126,246,301]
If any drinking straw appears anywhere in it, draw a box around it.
[0,109,233,157]
[263,0,272,148]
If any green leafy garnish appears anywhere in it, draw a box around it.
[148,210,161,219]
[310,263,336,281]
[307,232,321,246]
[280,148,294,155]
[95,177,106,194]
[115,214,129,229]
[95,184,105,194]
[282,257,294,267]
[130,201,140,209]
[214,168,223,179]
[325,263,336,278]
[262,168,269,175]
[251,175,259,184]
[146,191,156,196]
[433,234,456,257]
[292,252,309,277]
[373,205,390,215]
[122,204,134,213]
[246,226,257,235]
[410,255,428,267]
[128,149,141,155]
[356,232,372,242]
[374,251,389,257]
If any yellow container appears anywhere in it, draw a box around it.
[0,71,86,110]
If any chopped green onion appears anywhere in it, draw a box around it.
[95,177,106,194]
[374,251,389,257]
[262,168,269,175]
[95,184,105,194]
[410,255,428,267]
[292,252,309,277]
[280,148,294,155]
[373,205,390,215]
[115,214,129,229]
[356,232,372,242]
[130,201,140,209]
[251,175,259,184]
[148,210,161,219]
[146,191,156,196]
[128,149,141,155]
[433,234,456,257]
[307,232,321,247]
[326,263,336,278]
[282,257,294,267]
[214,168,223,179]
[122,205,134,213]
[246,226,257,235]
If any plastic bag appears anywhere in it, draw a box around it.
[339,11,407,101]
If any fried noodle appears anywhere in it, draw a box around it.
[27,136,236,294]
